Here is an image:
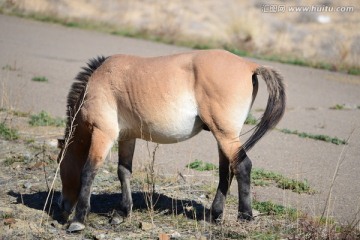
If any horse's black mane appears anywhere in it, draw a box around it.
[65,56,108,137]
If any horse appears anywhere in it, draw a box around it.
[57,49,286,232]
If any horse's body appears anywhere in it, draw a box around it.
[57,50,286,232]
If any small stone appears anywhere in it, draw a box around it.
[47,139,58,148]
[170,231,181,238]
[23,152,32,161]
[253,209,260,217]
[23,182,32,189]
[47,226,57,234]
[95,233,106,239]
[8,196,17,203]
[139,221,153,231]
[110,215,124,225]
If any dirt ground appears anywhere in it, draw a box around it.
[0,14,360,239]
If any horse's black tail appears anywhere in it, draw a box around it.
[242,66,286,151]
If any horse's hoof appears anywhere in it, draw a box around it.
[237,212,254,221]
[67,222,85,233]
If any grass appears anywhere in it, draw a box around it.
[348,68,360,75]
[187,160,314,194]
[3,109,30,117]
[28,111,65,127]
[253,200,297,217]
[280,129,347,145]
[0,122,19,140]
[186,159,218,171]
[330,104,346,110]
[2,64,17,71]
[330,104,360,110]
[31,76,48,82]
[3,153,27,166]
[252,168,314,194]
[244,113,258,125]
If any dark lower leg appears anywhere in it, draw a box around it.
[59,148,84,220]
[117,139,135,216]
[73,160,98,223]
[211,146,234,221]
[59,192,76,220]
[234,149,253,220]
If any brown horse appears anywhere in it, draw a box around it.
[57,49,286,232]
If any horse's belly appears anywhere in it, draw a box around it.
[126,92,203,144]
[145,115,204,144]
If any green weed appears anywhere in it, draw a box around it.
[330,104,345,110]
[31,76,48,82]
[186,159,218,171]
[253,200,297,216]
[252,168,281,187]
[3,154,28,166]
[280,129,347,145]
[348,67,360,75]
[277,178,312,194]
[2,64,17,71]
[29,111,65,127]
[252,168,314,194]
[245,113,258,125]
[25,138,35,144]
[0,109,30,117]
[0,122,19,140]
[1,212,14,220]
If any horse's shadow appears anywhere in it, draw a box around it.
[7,190,212,223]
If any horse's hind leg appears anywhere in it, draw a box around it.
[211,144,234,221]
[234,149,252,220]
[211,139,253,222]
[68,127,115,232]
[117,139,136,217]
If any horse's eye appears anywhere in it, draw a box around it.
[57,139,65,149]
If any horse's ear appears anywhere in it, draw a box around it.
[58,139,65,148]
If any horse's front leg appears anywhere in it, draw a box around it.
[117,139,136,217]
[67,128,115,232]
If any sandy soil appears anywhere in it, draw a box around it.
[0,13,359,233]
